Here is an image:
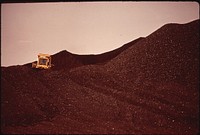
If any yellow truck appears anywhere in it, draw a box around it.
[32,53,52,69]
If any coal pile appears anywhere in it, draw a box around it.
[1,19,199,134]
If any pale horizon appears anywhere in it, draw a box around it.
[1,2,199,66]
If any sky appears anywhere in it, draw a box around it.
[1,2,199,66]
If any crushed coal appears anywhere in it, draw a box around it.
[1,19,199,134]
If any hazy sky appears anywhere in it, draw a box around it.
[1,2,199,66]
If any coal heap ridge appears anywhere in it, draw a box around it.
[1,19,199,134]
[48,37,144,70]
[23,37,144,70]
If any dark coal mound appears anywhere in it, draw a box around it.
[1,19,199,134]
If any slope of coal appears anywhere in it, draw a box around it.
[1,37,144,134]
[1,66,59,127]
[69,19,199,134]
[1,19,199,134]
[74,37,144,65]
